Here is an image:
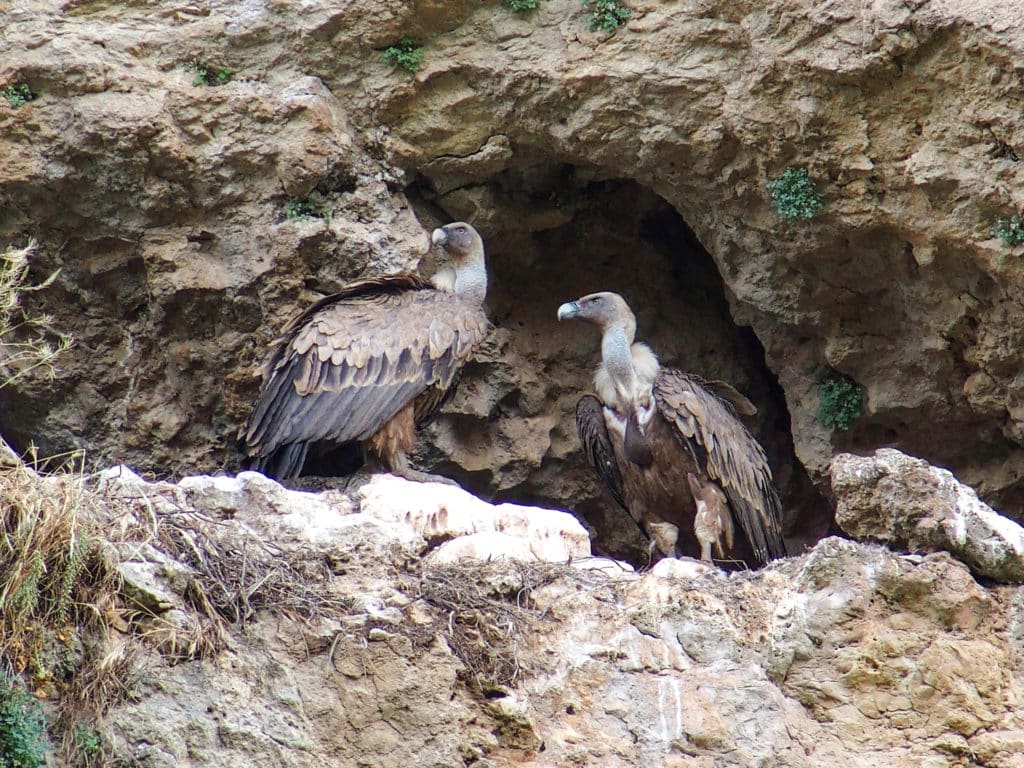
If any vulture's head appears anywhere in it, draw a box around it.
[431,222,484,262]
[557,291,635,332]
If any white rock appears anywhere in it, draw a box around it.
[650,557,717,580]
[358,474,592,562]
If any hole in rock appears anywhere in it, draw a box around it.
[390,164,830,565]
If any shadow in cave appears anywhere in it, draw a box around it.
[399,164,831,565]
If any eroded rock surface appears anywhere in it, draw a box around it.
[9,0,1024,559]
[87,466,1024,767]
[832,448,1024,583]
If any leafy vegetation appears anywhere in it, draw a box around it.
[768,166,823,220]
[283,197,331,221]
[991,214,1024,247]
[504,0,541,11]
[3,83,35,108]
[584,0,630,33]
[817,372,864,432]
[191,60,232,87]
[69,723,103,765]
[382,38,424,73]
[0,674,49,768]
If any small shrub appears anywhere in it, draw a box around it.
[3,83,35,108]
[283,198,330,221]
[768,166,823,220]
[68,722,103,765]
[0,674,49,768]
[191,60,232,87]
[817,372,864,432]
[584,0,630,33]
[504,0,541,11]
[991,214,1024,247]
[383,38,424,73]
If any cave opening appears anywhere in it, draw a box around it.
[403,163,830,564]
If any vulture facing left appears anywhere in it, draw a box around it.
[558,291,785,568]
[243,222,489,482]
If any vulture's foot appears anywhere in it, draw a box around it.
[391,467,462,487]
[340,468,378,493]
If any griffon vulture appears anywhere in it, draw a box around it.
[243,222,489,482]
[557,291,785,568]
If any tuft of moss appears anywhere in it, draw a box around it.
[768,166,823,220]
[817,372,864,432]
[191,60,232,87]
[583,0,630,32]
[0,674,49,768]
[991,214,1024,247]
[3,83,35,109]
[382,38,424,73]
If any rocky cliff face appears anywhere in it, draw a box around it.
[45,451,1023,768]
[2,3,1023,549]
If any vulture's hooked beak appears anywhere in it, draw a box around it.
[557,301,581,321]
[431,227,448,248]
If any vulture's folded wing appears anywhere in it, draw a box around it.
[653,368,785,564]
[576,394,626,511]
[244,275,488,459]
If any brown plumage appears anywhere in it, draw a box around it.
[558,291,785,568]
[243,222,489,482]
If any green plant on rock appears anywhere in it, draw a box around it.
[504,0,541,12]
[584,0,630,33]
[0,674,49,768]
[991,214,1024,247]
[3,83,35,108]
[817,371,864,432]
[768,166,823,220]
[283,198,330,221]
[382,38,424,73]
[71,723,103,763]
[191,60,232,87]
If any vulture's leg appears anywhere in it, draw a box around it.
[645,521,679,561]
[687,473,734,564]
[388,452,460,487]
[699,537,713,563]
[368,405,459,486]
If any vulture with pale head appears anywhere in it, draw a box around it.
[243,222,489,482]
[557,291,785,568]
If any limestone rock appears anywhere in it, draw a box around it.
[832,449,1024,582]
[59,468,1024,765]
[358,474,592,563]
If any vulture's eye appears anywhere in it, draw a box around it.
[456,226,466,233]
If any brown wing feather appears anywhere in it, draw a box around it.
[244,276,488,475]
[653,368,785,564]
[576,395,626,510]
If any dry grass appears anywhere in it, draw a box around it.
[154,510,353,626]
[103,480,356,663]
[0,456,117,677]
[413,560,572,695]
[0,240,72,391]
[0,456,132,767]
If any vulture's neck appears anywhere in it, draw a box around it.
[601,326,636,400]
[596,324,659,413]
[433,250,487,304]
